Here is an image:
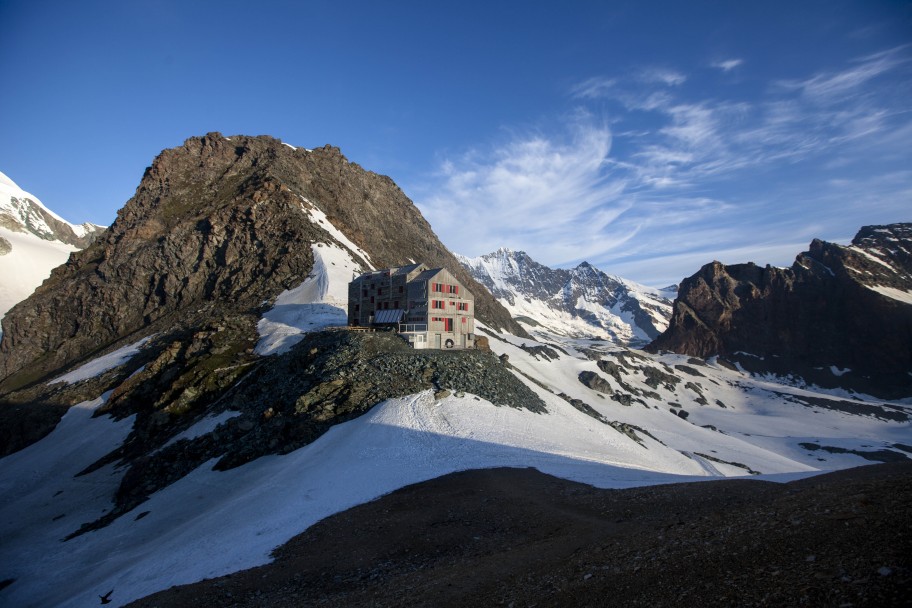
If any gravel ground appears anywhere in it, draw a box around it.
[129,462,912,608]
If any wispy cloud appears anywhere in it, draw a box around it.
[419,122,631,264]
[418,47,912,286]
[776,45,909,103]
[711,58,743,72]
[639,68,687,86]
[569,76,616,99]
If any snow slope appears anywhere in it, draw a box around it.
[255,242,363,355]
[0,226,77,319]
[49,337,152,385]
[254,200,374,355]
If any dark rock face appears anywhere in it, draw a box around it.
[578,370,614,394]
[647,224,912,397]
[0,133,523,388]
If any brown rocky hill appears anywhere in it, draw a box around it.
[0,133,523,389]
[647,224,912,398]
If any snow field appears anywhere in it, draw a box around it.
[0,390,720,608]
[479,323,910,477]
[255,242,362,355]
[49,337,152,385]
[162,411,241,448]
[0,226,77,319]
[0,397,135,606]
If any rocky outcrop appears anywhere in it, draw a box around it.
[647,224,912,397]
[0,133,523,388]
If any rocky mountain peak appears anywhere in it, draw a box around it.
[0,133,524,388]
[647,223,912,397]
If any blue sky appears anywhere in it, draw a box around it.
[1,1,910,286]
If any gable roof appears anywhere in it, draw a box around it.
[412,268,445,282]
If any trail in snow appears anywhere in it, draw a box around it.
[682,451,724,476]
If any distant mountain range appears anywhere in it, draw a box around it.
[458,248,675,346]
[0,170,104,319]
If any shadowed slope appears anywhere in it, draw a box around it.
[129,463,912,608]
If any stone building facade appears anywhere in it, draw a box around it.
[348,264,475,348]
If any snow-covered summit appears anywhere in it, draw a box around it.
[0,170,105,321]
[0,170,104,245]
[458,249,674,346]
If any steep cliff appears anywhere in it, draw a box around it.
[647,224,912,397]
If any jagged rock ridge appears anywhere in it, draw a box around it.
[647,223,912,397]
[459,248,674,346]
[0,133,523,387]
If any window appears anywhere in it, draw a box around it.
[461,317,466,323]
[370,296,375,303]
[394,301,399,308]
[432,282,457,293]
[377,288,382,295]
[354,304,360,311]
[399,286,404,294]
[444,318,453,332]
[363,289,367,297]
[457,302,469,311]
[432,300,445,309]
